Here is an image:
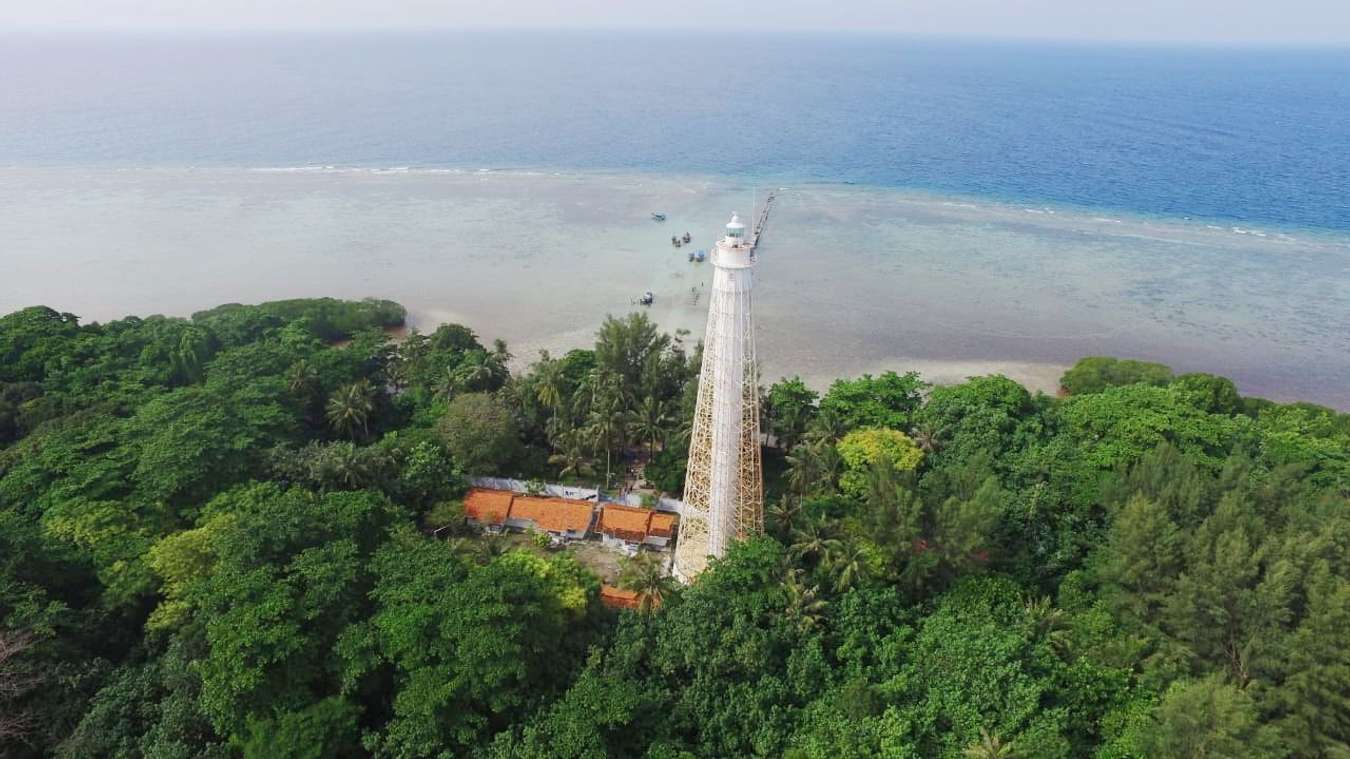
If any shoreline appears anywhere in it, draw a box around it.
[1,166,1346,409]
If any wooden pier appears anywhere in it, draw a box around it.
[750,191,775,249]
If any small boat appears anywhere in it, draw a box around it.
[638,291,654,306]
[692,249,706,262]
[651,213,666,222]
[682,232,692,243]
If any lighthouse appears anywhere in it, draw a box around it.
[675,213,764,581]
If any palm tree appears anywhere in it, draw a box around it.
[805,407,848,444]
[1025,596,1073,657]
[911,423,942,455]
[173,328,212,385]
[286,359,319,396]
[285,359,323,424]
[788,520,839,568]
[785,438,839,500]
[587,404,627,488]
[630,395,671,460]
[533,352,565,413]
[963,728,1020,759]
[473,536,508,565]
[453,350,501,393]
[549,428,595,480]
[828,541,872,593]
[783,568,828,632]
[326,379,376,440]
[784,445,822,500]
[766,496,801,541]
[282,356,318,399]
[619,553,677,614]
[311,440,373,490]
[585,369,629,487]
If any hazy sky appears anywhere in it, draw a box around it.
[4,0,1349,44]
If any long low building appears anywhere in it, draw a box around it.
[597,503,678,549]
[463,488,600,541]
[463,488,514,533]
[505,495,595,540]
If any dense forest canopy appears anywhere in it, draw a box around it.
[1,299,1348,758]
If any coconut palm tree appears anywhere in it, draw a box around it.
[326,379,376,441]
[584,369,629,487]
[805,407,848,444]
[548,428,595,481]
[766,496,801,541]
[1025,596,1073,657]
[587,404,627,488]
[173,327,212,385]
[619,553,677,614]
[309,440,375,490]
[783,568,828,632]
[788,520,839,568]
[910,423,942,455]
[785,437,840,500]
[963,728,1020,759]
[533,352,565,413]
[453,350,502,393]
[828,541,872,593]
[784,445,822,500]
[473,536,508,565]
[630,395,672,460]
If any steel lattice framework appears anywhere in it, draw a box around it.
[675,214,764,582]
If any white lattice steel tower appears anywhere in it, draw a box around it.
[675,213,764,582]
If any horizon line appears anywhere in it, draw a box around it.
[4,26,1350,49]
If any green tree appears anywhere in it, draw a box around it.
[619,552,677,613]
[237,696,361,759]
[326,379,376,440]
[340,533,594,757]
[768,377,819,450]
[1096,494,1184,624]
[1130,676,1283,758]
[631,395,672,460]
[440,392,521,475]
[963,727,1021,759]
[819,371,926,432]
[836,427,924,498]
[1059,356,1173,395]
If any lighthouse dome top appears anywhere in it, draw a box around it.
[725,213,746,240]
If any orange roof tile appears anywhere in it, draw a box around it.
[600,585,642,610]
[648,512,678,537]
[598,504,654,541]
[508,496,594,533]
[464,489,513,525]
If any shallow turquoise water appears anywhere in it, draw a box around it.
[1,168,1346,407]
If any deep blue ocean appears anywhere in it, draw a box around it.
[2,31,1348,230]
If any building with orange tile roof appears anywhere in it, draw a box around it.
[598,504,679,549]
[463,489,514,530]
[599,585,643,610]
[648,512,677,542]
[505,496,595,539]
